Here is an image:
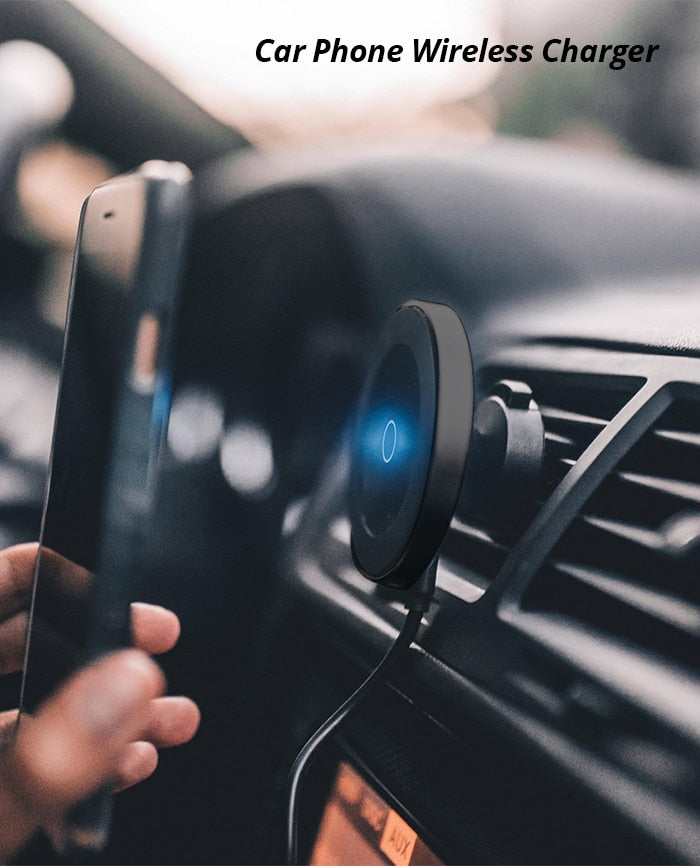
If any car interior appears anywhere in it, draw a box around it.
[0,1,698,863]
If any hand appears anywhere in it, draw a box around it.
[0,543,200,862]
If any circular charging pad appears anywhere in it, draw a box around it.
[350,300,474,588]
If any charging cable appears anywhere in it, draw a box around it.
[285,559,437,865]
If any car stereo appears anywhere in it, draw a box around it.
[310,762,443,866]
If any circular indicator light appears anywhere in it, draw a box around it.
[350,300,474,588]
[381,419,397,464]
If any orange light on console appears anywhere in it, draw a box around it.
[310,762,442,866]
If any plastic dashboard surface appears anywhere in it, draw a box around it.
[286,340,700,861]
[190,138,700,863]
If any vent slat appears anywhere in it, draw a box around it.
[581,515,667,555]
[545,431,577,449]
[581,513,700,560]
[442,516,510,582]
[551,560,700,638]
[655,428,700,450]
[525,395,700,671]
[615,470,700,506]
[543,431,579,465]
[543,457,576,490]
[447,516,508,552]
[539,406,607,431]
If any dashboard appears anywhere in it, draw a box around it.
[0,3,699,863]
[189,140,700,864]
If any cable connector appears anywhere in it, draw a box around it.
[404,555,437,613]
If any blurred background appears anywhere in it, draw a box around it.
[4,0,697,340]
[4,0,697,342]
[0,1,697,862]
[70,0,691,154]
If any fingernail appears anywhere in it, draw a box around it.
[72,652,158,737]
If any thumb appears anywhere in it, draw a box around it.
[0,650,164,861]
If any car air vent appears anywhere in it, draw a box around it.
[440,370,641,599]
[523,395,700,670]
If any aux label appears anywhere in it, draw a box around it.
[379,810,418,866]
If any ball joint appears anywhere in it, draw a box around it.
[460,379,545,525]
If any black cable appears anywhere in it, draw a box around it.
[285,561,436,865]
[286,610,421,864]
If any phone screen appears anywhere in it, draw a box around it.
[21,177,152,712]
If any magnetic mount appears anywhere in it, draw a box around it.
[349,300,474,588]
[460,379,545,525]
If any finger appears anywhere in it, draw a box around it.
[113,741,158,793]
[0,543,38,619]
[141,696,201,749]
[18,600,179,686]
[0,610,28,675]
[14,613,81,685]
[130,603,180,655]
[38,548,92,600]
[7,649,164,820]
[33,549,91,635]
[0,547,90,641]
[0,709,18,745]
[0,650,164,862]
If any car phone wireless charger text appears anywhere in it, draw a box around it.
[286,300,474,864]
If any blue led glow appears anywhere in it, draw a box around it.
[358,407,416,471]
[381,419,397,463]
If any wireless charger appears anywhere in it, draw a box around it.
[350,299,474,588]
[287,300,474,864]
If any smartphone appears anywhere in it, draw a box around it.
[19,160,192,854]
